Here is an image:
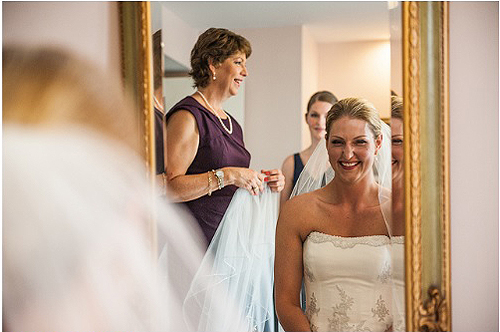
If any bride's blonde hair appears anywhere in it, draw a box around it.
[3,46,139,152]
[325,97,382,139]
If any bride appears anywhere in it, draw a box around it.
[3,46,211,331]
[275,97,393,332]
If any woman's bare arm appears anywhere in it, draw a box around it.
[165,110,217,201]
[275,199,311,331]
[165,110,266,201]
[279,155,295,208]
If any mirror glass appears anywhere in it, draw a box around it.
[389,1,406,330]
[151,0,403,327]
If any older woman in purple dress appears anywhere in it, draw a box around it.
[164,28,285,247]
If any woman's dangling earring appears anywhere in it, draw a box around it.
[212,72,216,80]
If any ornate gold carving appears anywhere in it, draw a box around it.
[139,1,154,179]
[403,2,422,329]
[418,286,449,332]
[118,2,157,258]
[439,2,452,331]
[118,2,155,177]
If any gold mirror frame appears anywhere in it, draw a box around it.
[119,1,155,177]
[403,2,451,331]
[119,2,452,330]
[118,2,157,256]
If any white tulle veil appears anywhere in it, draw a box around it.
[183,186,279,331]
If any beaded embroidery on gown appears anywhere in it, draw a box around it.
[303,231,393,332]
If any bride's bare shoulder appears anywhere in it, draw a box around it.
[289,190,320,205]
[279,191,322,222]
[277,191,324,240]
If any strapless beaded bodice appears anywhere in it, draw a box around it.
[303,231,393,332]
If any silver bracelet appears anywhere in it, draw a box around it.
[213,169,223,190]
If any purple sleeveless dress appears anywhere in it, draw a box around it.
[165,96,251,247]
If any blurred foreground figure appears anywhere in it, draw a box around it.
[2,46,209,331]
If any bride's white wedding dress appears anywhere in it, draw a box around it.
[303,231,394,332]
[296,121,396,332]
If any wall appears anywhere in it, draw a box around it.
[159,5,199,69]
[390,5,403,96]
[301,26,319,150]
[450,2,499,331]
[3,1,121,78]
[236,26,303,171]
[317,40,391,119]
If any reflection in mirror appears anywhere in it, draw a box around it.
[150,2,400,331]
[391,94,405,332]
[390,2,405,330]
[390,1,403,97]
[152,29,167,194]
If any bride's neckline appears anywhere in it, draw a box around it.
[306,231,392,248]
[308,230,390,240]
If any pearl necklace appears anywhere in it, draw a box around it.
[196,91,233,134]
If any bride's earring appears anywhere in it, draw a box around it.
[212,72,216,80]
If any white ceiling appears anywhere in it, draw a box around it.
[159,1,390,43]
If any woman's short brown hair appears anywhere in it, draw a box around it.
[189,28,252,88]
[326,97,382,139]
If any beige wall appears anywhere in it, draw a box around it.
[301,26,319,150]
[390,5,403,96]
[390,36,403,96]
[450,2,499,331]
[317,40,391,119]
[236,26,303,171]
[157,4,199,69]
[3,1,121,78]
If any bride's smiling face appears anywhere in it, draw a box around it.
[326,116,381,184]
